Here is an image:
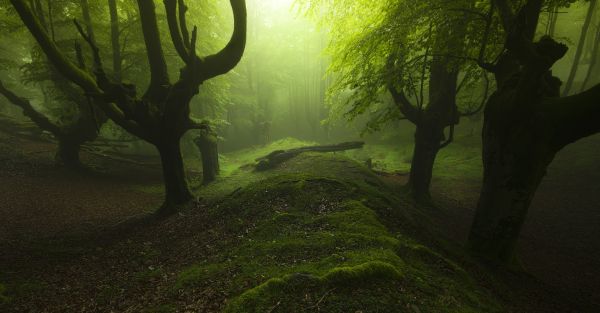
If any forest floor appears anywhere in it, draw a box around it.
[0,130,598,312]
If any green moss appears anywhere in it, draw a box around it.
[225,261,404,313]
[322,261,403,284]
[170,153,502,312]
[174,263,228,290]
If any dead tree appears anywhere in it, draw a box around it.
[9,0,247,214]
[468,0,600,264]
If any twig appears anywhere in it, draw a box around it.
[266,301,281,313]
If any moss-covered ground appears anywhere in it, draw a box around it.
[179,154,501,312]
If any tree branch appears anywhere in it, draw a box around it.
[164,0,190,63]
[493,0,515,30]
[178,0,190,49]
[74,19,103,71]
[136,0,170,92]
[547,83,600,149]
[388,85,419,123]
[10,0,99,93]
[195,0,246,81]
[0,79,63,136]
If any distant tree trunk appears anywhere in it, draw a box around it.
[563,0,597,96]
[546,6,558,37]
[581,25,600,91]
[194,132,220,184]
[405,55,459,201]
[157,140,193,214]
[56,139,82,168]
[80,0,95,43]
[108,0,122,81]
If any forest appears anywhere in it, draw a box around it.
[0,0,599,312]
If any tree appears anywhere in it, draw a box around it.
[9,0,247,214]
[302,0,494,201]
[0,0,109,168]
[468,0,600,264]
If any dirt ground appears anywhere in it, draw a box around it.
[0,131,165,242]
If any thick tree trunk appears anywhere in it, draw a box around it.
[407,124,443,202]
[56,139,82,168]
[195,134,220,184]
[468,123,555,263]
[157,140,193,214]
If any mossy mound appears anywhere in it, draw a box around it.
[175,153,502,312]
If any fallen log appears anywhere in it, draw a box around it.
[255,141,365,171]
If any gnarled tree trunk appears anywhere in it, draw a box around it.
[469,0,600,264]
[157,140,193,214]
[10,0,247,215]
[468,91,558,263]
[194,133,220,184]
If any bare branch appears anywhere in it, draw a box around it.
[10,0,99,93]
[196,0,247,81]
[0,79,63,136]
[388,85,419,123]
[74,19,103,71]
[164,0,190,63]
[136,0,170,91]
[439,124,455,149]
[178,0,190,49]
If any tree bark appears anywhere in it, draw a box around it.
[157,141,193,214]
[108,0,122,81]
[195,134,220,184]
[407,124,443,201]
[468,103,556,263]
[56,139,82,168]
[467,0,600,264]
